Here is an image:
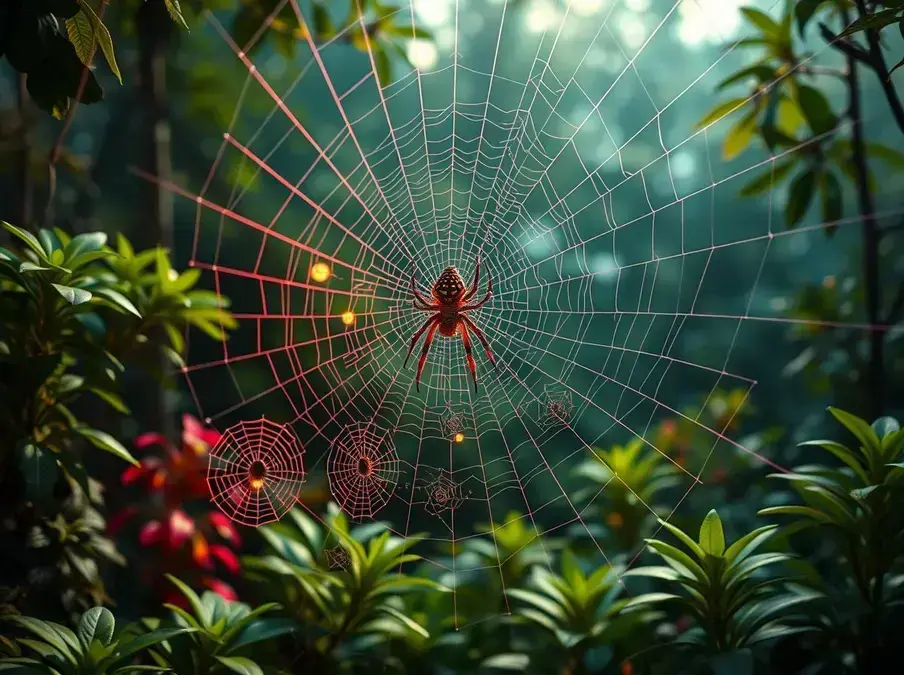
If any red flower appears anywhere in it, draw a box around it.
[183,414,221,454]
[168,510,195,549]
[210,545,240,574]
[208,512,241,546]
[139,520,164,547]
[107,506,138,537]
[201,576,237,602]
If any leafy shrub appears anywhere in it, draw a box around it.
[760,407,904,671]
[0,605,193,673]
[623,510,817,671]
[145,575,296,675]
[243,505,441,670]
[0,221,233,618]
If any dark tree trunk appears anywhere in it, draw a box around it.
[136,0,176,440]
[16,74,32,230]
[842,9,884,421]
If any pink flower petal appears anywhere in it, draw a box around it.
[135,433,169,449]
[210,545,240,574]
[168,510,196,548]
[107,507,138,536]
[208,512,241,546]
[201,576,237,602]
[139,520,163,547]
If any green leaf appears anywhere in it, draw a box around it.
[4,617,77,666]
[52,284,93,306]
[164,0,190,31]
[819,170,843,228]
[87,388,130,414]
[657,519,706,561]
[107,627,195,668]
[828,407,881,465]
[374,45,392,88]
[66,12,95,67]
[795,85,837,135]
[723,112,758,160]
[797,439,869,483]
[724,525,778,565]
[785,169,816,226]
[873,416,900,441]
[715,64,776,91]
[480,654,530,671]
[214,656,263,675]
[699,509,725,556]
[795,0,833,36]
[758,505,834,524]
[228,619,297,652]
[63,232,107,261]
[839,8,901,37]
[741,8,781,36]
[78,607,115,648]
[739,160,797,196]
[165,576,209,626]
[865,141,904,170]
[17,442,58,504]
[37,230,61,258]
[2,222,49,261]
[94,289,142,318]
[19,262,52,273]
[76,428,140,466]
[71,1,120,82]
[697,98,749,129]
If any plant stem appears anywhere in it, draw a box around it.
[841,9,884,420]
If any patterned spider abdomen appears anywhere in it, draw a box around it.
[432,266,466,303]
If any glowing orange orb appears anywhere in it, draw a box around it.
[454,432,465,443]
[341,311,355,326]
[249,477,265,490]
[310,262,331,283]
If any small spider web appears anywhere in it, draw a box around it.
[165,0,904,629]
[207,418,306,527]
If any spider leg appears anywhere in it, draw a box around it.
[411,272,434,307]
[459,320,479,392]
[412,299,437,311]
[415,321,441,392]
[461,315,496,369]
[404,314,441,368]
[461,275,492,311]
[462,256,481,302]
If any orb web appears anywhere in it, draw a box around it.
[170,0,903,628]
[207,418,306,527]
[325,545,351,571]
[327,424,400,521]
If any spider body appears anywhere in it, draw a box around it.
[405,260,495,391]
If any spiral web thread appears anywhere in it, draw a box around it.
[166,0,903,626]
[208,418,307,527]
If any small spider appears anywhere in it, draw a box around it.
[405,259,495,391]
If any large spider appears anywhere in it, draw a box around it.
[404,260,495,392]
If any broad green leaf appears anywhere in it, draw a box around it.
[66,12,96,66]
[76,428,140,466]
[739,160,796,197]
[74,0,121,82]
[724,525,778,565]
[214,656,263,675]
[4,617,77,665]
[37,229,61,258]
[696,98,749,129]
[797,439,869,483]
[872,417,900,442]
[94,289,142,318]
[828,407,881,466]
[795,85,837,135]
[758,505,833,524]
[78,607,115,648]
[716,64,776,91]
[741,8,781,36]
[227,619,297,652]
[165,576,210,626]
[52,284,92,306]
[17,442,58,504]
[865,142,904,170]
[699,510,725,556]
[63,232,107,262]
[785,170,816,226]
[2,222,48,261]
[107,627,195,668]
[723,114,758,160]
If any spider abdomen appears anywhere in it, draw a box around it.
[433,266,466,303]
